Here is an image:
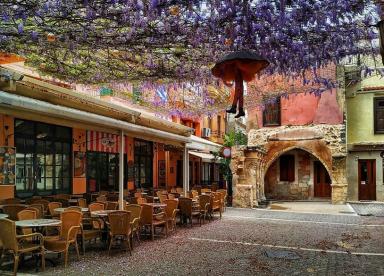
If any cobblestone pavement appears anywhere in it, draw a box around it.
[350,202,384,217]
[8,208,384,276]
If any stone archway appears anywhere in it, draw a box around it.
[264,147,332,200]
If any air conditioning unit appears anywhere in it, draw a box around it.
[202,128,211,138]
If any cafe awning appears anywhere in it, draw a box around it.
[189,151,221,163]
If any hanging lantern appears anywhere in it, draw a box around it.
[211,50,269,118]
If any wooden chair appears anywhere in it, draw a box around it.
[145,196,154,203]
[0,218,45,275]
[134,192,142,198]
[67,206,82,212]
[198,195,211,224]
[178,198,201,227]
[88,202,105,229]
[201,188,211,194]
[105,201,118,210]
[190,190,199,199]
[125,204,142,246]
[29,204,45,219]
[79,216,102,254]
[96,195,107,202]
[176,188,184,194]
[211,192,222,219]
[217,189,227,212]
[108,211,132,255]
[168,194,176,200]
[32,199,50,213]
[48,202,62,218]
[44,210,82,267]
[140,204,167,241]
[164,199,178,232]
[2,205,27,221]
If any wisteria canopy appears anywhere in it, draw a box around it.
[0,0,381,116]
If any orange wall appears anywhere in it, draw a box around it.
[167,151,182,187]
[72,128,86,194]
[0,115,15,198]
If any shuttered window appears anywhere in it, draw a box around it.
[280,155,295,182]
[263,97,281,126]
[374,98,384,134]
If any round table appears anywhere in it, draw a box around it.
[91,210,117,217]
[144,203,166,208]
[15,219,61,228]
[54,207,89,213]
[0,213,9,219]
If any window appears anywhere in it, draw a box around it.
[134,140,153,189]
[280,155,295,182]
[263,97,281,126]
[374,98,384,134]
[14,119,72,197]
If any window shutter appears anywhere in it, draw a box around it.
[280,155,295,182]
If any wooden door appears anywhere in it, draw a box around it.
[358,160,376,201]
[314,161,331,198]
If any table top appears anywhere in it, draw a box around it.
[0,213,9,219]
[0,204,28,209]
[91,210,117,217]
[143,203,166,208]
[54,207,89,213]
[16,219,61,228]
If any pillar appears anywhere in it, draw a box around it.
[183,147,189,197]
[119,130,125,210]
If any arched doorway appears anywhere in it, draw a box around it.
[264,149,332,200]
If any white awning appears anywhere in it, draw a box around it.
[0,91,191,145]
[187,135,222,152]
[189,151,221,163]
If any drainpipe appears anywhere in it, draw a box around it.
[119,129,125,210]
[183,147,190,197]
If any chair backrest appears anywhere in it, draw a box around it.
[33,199,50,211]
[178,198,192,216]
[158,194,167,203]
[211,192,221,209]
[164,199,178,218]
[99,191,108,196]
[168,194,176,200]
[106,201,118,210]
[108,211,131,236]
[67,206,82,212]
[199,195,211,211]
[176,188,184,194]
[0,219,17,251]
[78,198,87,208]
[17,209,37,221]
[2,198,21,204]
[28,204,44,218]
[140,204,153,225]
[89,202,105,212]
[125,204,142,223]
[191,190,199,199]
[60,210,82,240]
[96,195,107,202]
[137,197,147,205]
[170,188,177,193]
[156,191,163,198]
[201,188,211,194]
[55,194,71,200]
[2,205,27,220]
[48,202,62,216]
[145,196,154,203]
[134,192,142,198]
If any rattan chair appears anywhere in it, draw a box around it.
[164,199,178,232]
[17,209,37,236]
[158,194,168,204]
[79,216,102,254]
[190,190,199,199]
[2,205,27,221]
[107,211,132,255]
[2,198,22,204]
[178,198,201,227]
[137,197,147,205]
[211,192,222,219]
[201,188,211,194]
[168,194,176,200]
[67,206,82,212]
[88,202,105,229]
[176,188,184,194]
[0,218,45,275]
[78,198,87,208]
[29,204,45,219]
[124,204,142,246]
[96,195,107,202]
[145,196,154,203]
[32,199,50,213]
[140,204,167,241]
[217,189,227,212]
[48,202,62,218]
[105,201,118,210]
[198,195,211,224]
[44,210,82,267]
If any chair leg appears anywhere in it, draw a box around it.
[126,238,132,256]
[75,240,80,260]
[108,236,114,255]
[82,235,86,255]
[13,254,19,276]
[64,248,68,268]
[151,225,155,241]
[41,247,45,271]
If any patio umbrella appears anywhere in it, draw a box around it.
[211,50,269,117]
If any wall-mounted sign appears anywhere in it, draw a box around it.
[0,146,16,185]
[101,137,116,148]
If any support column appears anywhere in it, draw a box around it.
[183,147,189,197]
[119,130,125,210]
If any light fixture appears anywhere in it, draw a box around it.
[36,132,48,139]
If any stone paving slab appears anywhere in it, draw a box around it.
[350,202,384,217]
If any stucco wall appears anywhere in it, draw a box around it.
[347,152,384,201]
[347,92,384,144]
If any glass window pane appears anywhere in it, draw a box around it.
[36,123,53,138]
[16,178,24,190]
[15,120,34,135]
[55,154,62,165]
[45,178,53,190]
[55,165,62,178]
[45,166,53,177]
[62,178,70,190]
[56,126,71,140]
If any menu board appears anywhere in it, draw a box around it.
[0,146,16,185]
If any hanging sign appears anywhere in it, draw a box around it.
[222,147,231,158]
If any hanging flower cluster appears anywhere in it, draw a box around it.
[0,0,380,115]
